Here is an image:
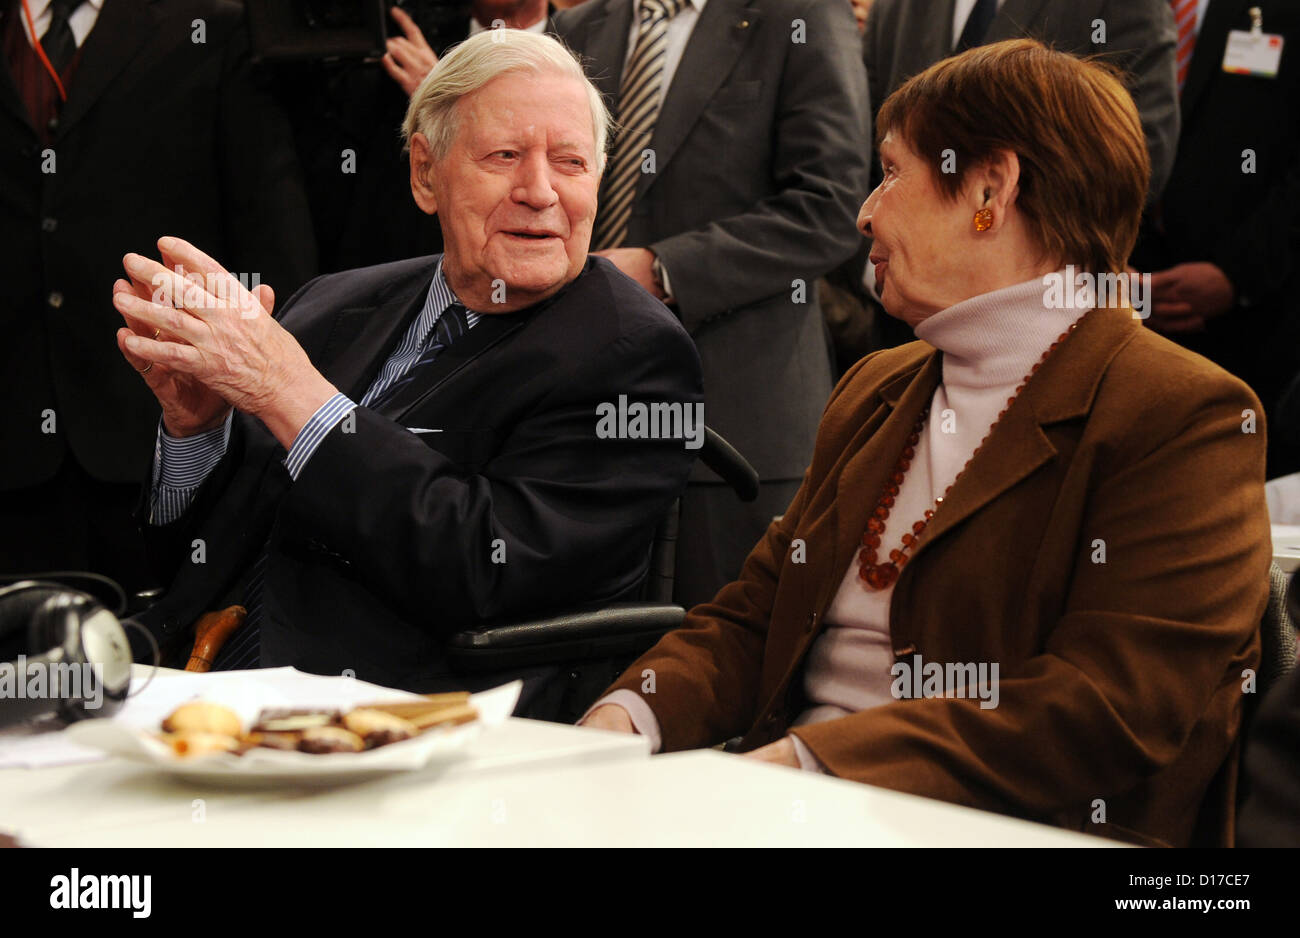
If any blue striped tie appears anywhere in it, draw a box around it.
[211,302,471,671]
[369,302,469,410]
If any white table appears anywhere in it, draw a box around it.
[0,671,1117,848]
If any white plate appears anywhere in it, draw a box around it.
[65,669,521,788]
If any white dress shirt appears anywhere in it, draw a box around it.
[951,0,1006,49]
[17,0,103,48]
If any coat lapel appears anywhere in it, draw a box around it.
[313,273,431,402]
[909,305,1140,566]
[383,257,607,418]
[378,311,531,419]
[825,355,940,613]
[985,0,1051,44]
[53,0,155,140]
[575,0,633,103]
[1180,0,1249,124]
[0,1,34,134]
[643,0,758,199]
[824,304,1141,610]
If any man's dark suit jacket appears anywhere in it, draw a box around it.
[1239,663,1300,846]
[0,0,316,491]
[136,255,703,693]
[554,0,870,485]
[863,0,1180,200]
[1132,0,1300,474]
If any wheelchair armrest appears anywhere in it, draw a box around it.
[445,602,685,673]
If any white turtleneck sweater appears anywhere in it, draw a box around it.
[582,273,1087,768]
[787,273,1087,767]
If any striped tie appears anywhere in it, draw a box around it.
[1171,0,1198,94]
[592,0,687,251]
[210,302,471,672]
[368,302,469,410]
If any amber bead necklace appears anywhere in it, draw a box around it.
[857,314,1086,590]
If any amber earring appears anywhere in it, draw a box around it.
[973,208,994,232]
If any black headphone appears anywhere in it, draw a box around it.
[0,578,135,727]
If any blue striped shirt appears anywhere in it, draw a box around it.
[150,258,479,525]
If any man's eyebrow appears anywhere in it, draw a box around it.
[551,140,590,155]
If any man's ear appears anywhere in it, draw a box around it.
[409,133,439,216]
[971,148,1021,228]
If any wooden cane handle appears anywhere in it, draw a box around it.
[185,605,248,672]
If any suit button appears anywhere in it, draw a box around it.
[47,116,58,133]
[47,291,63,308]
[41,217,56,233]
[161,617,179,634]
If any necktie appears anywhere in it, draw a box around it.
[368,302,469,410]
[954,0,997,52]
[1171,0,1198,95]
[42,0,84,75]
[210,301,471,671]
[592,0,687,251]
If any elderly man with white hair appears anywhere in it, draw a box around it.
[109,31,703,699]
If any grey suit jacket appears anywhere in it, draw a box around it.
[863,0,1179,201]
[555,0,872,480]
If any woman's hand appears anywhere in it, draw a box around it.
[742,736,799,768]
[581,704,636,733]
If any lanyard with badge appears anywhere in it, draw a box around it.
[1222,5,1285,78]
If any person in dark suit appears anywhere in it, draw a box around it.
[843,0,1182,357]
[276,1,559,273]
[1239,662,1300,846]
[112,30,702,697]
[1132,0,1300,478]
[0,0,316,591]
[555,0,872,608]
[864,0,1180,199]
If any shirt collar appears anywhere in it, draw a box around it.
[428,256,463,314]
[28,0,106,16]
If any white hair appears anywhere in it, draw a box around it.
[401,29,610,174]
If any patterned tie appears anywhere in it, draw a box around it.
[42,0,84,75]
[592,0,687,251]
[210,302,471,671]
[368,302,469,410]
[954,0,997,52]
[1171,0,1198,94]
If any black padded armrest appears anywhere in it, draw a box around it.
[446,602,684,672]
[702,427,759,503]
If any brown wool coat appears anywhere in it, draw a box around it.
[605,304,1271,847]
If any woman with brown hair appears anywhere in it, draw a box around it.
[583,39,1272,847]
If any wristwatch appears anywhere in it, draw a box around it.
[650,253,672,301]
